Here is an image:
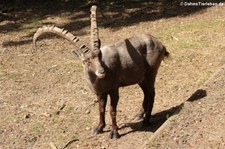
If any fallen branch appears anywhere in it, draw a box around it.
[56,102,66,115]
[62,138,79,149]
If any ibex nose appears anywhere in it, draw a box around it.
[95,69,105,78]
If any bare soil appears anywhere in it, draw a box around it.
[0,2,225,149]
[156,64,225,149]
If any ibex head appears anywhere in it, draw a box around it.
[83,5,105,79]
[33,5,106,79]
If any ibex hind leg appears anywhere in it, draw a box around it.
[143,86,155,126]
[135,75,155,126]
[133,81,149,121]
[143,74,156,126]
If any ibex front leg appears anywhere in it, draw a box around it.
[109,88,120,139]
[94,94,107,134]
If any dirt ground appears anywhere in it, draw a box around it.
[0,1,225,149]
[156,63,225,149]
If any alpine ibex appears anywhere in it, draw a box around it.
[33,5,169,139]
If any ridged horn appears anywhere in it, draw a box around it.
[90,5,100,51]
[33,25,90,54]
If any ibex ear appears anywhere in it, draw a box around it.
[72,50,86,61]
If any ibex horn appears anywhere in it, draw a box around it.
[33,25,90,54]
[90,5,100,50]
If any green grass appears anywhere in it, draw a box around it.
[0,71,22,80]
[47,61,81,74]
[63,106,74,114]
[30,122,45,133]
[81,116,93,129]
[157,19,225,50]
[0,63,5,77]
[142,133,158,148]
[19,16,42,33]
[195,70,213,86]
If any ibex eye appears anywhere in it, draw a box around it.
[83,59,89,64]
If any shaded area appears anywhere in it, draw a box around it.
[1,0,224,47]
[120,89,207,137]
[2,38,32,47]
[187,89,207,102]
[2,0,224,32]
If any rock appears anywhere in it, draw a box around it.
[85,109,91,114]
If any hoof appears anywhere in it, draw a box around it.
[94,127,104,135]
[109,129,121,139]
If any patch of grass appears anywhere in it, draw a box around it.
[160,131,169,138]
[0,128,4,135]
[0,63,4,69]
[30,122,45,133]
[81,116,92,128]
[47,60,81,75]
[174,40,210,49]
[0,71,23,80]
[52,126,68,135]
[147,141,158,148]
[20,16,42,33]
[142,133,158,148]
[63,60,82,70]
[195,70,213,86]
[0,72,6,78]
[176,41,192,49]
[64,106,74,114]
[0,63,6,78]
[157,19,224,50]
[173,19,223,33]
[0,64,29,81]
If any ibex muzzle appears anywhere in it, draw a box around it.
[33,5,169,139]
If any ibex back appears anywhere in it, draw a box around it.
[33,5,169,139]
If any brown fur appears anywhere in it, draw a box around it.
[33,7,169,139]
[82,33,169,138]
